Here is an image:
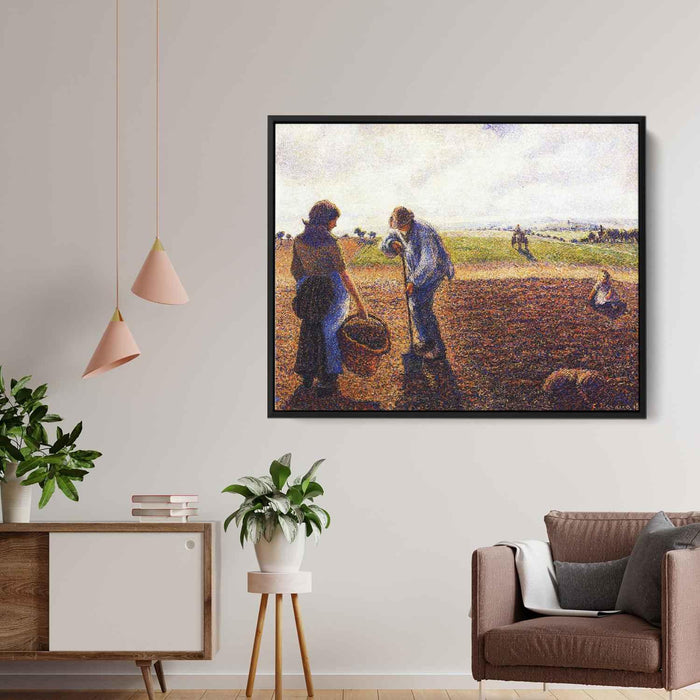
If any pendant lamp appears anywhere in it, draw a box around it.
[131,0,189,305]
[83,0,140,379]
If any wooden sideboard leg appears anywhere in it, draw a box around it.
[136,660,155,700]
[154,659,167,693]
[291,593,314,697]
[246,593,269,697]
[275,593,283,700]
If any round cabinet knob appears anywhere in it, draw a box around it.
[185,539,196,550]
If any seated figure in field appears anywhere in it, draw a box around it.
[588,269,627,317]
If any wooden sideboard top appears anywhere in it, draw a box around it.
[0,522,215,533]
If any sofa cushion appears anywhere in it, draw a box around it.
[545,511,700,562]
[484,614,661,673]
[554,556,628,610]
[616,511,700,626]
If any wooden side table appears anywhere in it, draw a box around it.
[246,571,313,699]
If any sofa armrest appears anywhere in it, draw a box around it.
[472,546,525,681]
[662,547,700,689]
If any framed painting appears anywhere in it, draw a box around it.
[268,116,645,417]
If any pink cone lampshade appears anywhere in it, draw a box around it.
[82,309,141,378]
[131,238,189,304]
[131,2,190,306]
[83,2,140,379]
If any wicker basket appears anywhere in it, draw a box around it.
[339,314,391,377]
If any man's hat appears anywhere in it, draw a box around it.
[390,206,415,229]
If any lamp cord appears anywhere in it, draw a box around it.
[115,0,120,310]
[156,0,159,241]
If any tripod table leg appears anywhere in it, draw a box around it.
[276,593,283,700]
[246,593,269,697]
[291,593,314,697]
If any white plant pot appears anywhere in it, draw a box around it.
[254,525,305,573]
[1,462,32,523]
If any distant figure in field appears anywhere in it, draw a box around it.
[382,206,454,360]
[511,224,529,254]
[518,225,529,253]
[511,224,535,261]
[543,368,606,411]
[588,269,626,318]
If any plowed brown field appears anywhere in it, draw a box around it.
[273,241,639,413]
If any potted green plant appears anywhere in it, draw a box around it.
[222,453,330,573]
[0,368,102,522]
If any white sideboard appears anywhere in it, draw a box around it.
[0,522,217,699]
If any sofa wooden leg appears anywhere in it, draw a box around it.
[668,691,673,700]
[478,681,484,700]
[543,684,548,693]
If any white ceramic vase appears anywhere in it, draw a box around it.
[254,524,305,573]
[1,461,32,523]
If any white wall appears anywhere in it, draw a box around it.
[0,0,699,689]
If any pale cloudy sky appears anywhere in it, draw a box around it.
[274,122,639,235]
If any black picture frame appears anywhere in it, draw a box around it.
[268,115,646,418]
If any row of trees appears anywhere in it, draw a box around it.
[350,228,377,240]
[575,226,639,244]
[532,232,568,242]
[275,228,379,243]
[531,226,639,245]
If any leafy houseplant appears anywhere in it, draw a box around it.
[222,454,330,573]
[0,368,102,521]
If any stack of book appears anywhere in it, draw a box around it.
[131,494,199,522]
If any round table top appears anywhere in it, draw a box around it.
[247,570,312,594]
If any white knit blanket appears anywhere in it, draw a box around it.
[496,540,617,617]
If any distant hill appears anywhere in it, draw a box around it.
[278,217,638,238]
[440,217,638,231]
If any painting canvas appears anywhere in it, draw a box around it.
[269,117,645,417]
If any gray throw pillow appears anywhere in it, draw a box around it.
[615,511,700,626]
[554,557,629,610]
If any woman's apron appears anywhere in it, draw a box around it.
[296,271,349,376]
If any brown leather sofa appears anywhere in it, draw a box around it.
[472,511,700,697]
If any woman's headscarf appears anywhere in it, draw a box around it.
[299,200,341,247]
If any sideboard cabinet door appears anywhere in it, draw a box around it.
[49,532,203,651]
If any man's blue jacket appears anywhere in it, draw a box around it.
[381,219,454,288]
